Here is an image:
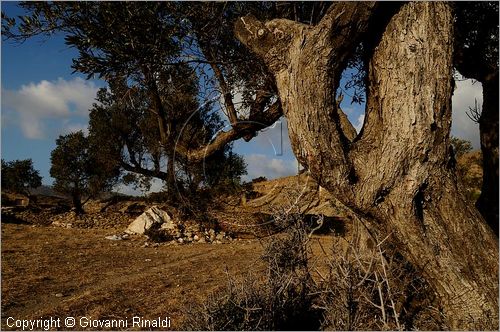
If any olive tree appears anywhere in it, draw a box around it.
[234,2,498,328]
[50,131,119,214]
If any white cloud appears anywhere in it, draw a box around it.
[243,153,297,181]
[61,122,89,136]
[1,77,99,139]
[451,79,482,149]
[354,114,365,133]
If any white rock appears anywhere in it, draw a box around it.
[105,235,123,241]
[178,238,184,244]
[193,234,199,241]
[125,206,175,235]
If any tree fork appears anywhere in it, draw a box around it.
[236,2,498,328]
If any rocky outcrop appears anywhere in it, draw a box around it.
[125,206,175,235]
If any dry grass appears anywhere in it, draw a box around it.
[1,223,267,330]
[2,186,445,330]
[1,221,335,330]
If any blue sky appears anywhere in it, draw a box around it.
[1,2,482,193]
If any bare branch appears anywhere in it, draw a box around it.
[466,98,482,123]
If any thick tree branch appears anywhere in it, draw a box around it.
[175,99,282,162]
[197,39,240,127]
[235,2,379,197]
[120,160,168,180]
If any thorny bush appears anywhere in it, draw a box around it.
[183,204,446,330]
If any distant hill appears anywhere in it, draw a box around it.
[29,185,65,198]
[28,185,130,200]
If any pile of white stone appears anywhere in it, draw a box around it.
[120,206,234,244]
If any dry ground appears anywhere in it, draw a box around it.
[1,221,334,330]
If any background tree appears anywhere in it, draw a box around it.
[451,137,483,202]
[2,2,256,199]
[450,136,473,159]
[50,131,119,215]
[453,2,499,233]
[87,73,247,199]
[1,159,42,195]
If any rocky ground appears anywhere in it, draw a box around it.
[1,176,346,330]
[1,222,269,330]
[1,219,334,330]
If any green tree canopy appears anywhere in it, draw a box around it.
[50,131,119,214]
[1,159,42,195]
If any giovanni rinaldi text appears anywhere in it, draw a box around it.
[6,316,172,330]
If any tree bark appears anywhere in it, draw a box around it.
[236,2,498,329]
[72,191,84,215]
[166,147,177,200]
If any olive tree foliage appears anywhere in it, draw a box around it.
[50,131,120,214]
[2,2,257,197]
[1,159,42,195]
[3,2,289,197]
[88,72,247,196]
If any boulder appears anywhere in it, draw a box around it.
[125,206,175,235]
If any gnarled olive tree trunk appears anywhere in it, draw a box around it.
[236,2,498,329]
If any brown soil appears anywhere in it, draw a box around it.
[1,176,343,330]
[1,221,334,330]
[1,222,265,330]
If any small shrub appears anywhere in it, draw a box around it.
[183,208,321,330]
[183,205,445,330]
[251,176,268,183]
[316,232,447,331]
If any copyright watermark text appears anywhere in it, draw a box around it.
[6,316,172,330]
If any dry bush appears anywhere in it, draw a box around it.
[143,223,175,243]
[182,207,321,330]
[315,232,447,330]
[183,202,446,330]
